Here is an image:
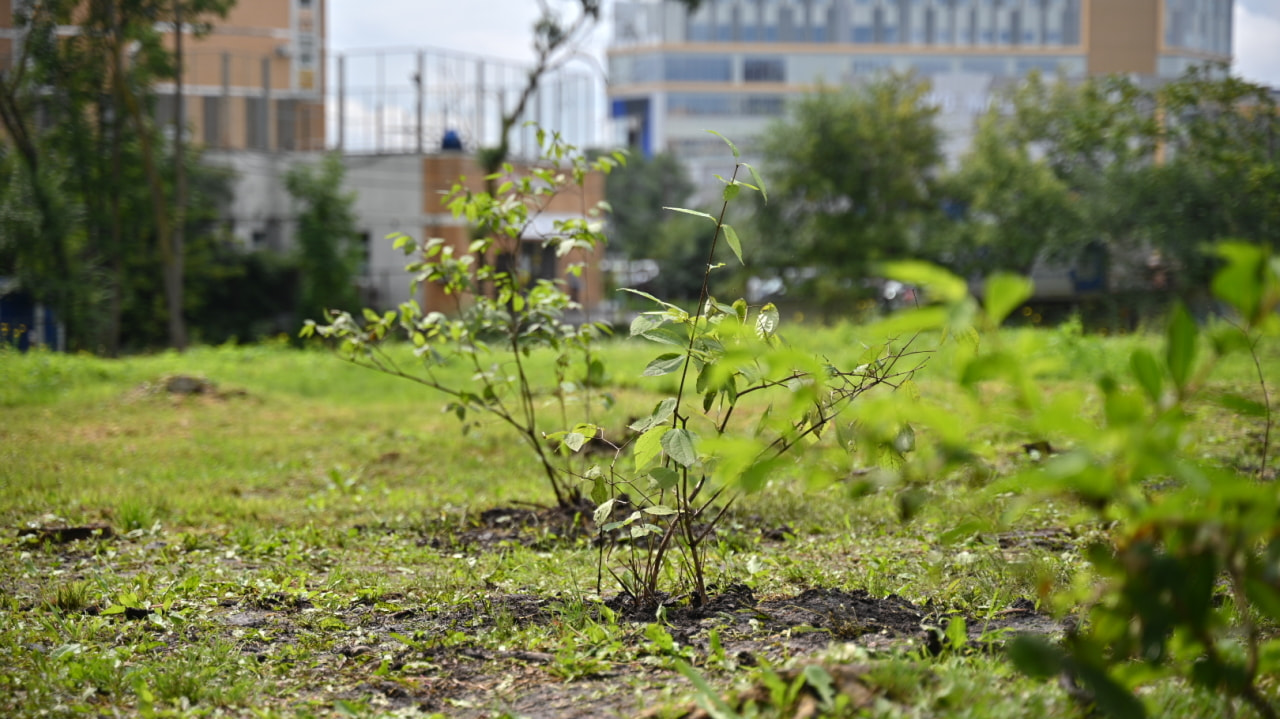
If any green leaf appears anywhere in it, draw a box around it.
[1008,636,1066,679]
[1166,303,1198,393]
[663,206,718,223]
[755,303,780,339]
[1212,242,1267,323]
[630,313,667,337]
[706,129,740,159]
[984,273,1034,326]
[643,353,686,377]
[645,623,677,653]
[630,398,679,432]
[674,660,741,719]
[1075,663,1148,719]
[1210,325,1253,356]
[638,323,691,348]
[742,163,768,204]
[590,475,608,505]
[738,457,780,493]
[722,184,740,202]
[801,665,836,707]
[619,288,682,311]
[722,224,744,265]
[945,616,968,650]
[649,466,681,490]
[1244,578,1280,622]
[563,432,588,452]
[1129,348,1164,404]
[1211,391,1268,418]
[662,428,699,468]
[959,351,1021,388]
[634,426,670,470]
[592,499,616,526]
[643,505,678,516]
[880,261,968,304]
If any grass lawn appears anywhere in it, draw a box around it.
[0,326,1275,718]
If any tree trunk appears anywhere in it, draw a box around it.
[170,0,188,350]
[110,9,186,351]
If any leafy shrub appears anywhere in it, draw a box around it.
[304,132,619,507]
[560,135,931,609]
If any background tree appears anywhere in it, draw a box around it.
[975,69,1279,299]
[285,154,362,328]
[939,94,1085,277]
[604,151,696,260]
[754,74,943,311]
[0,0,234,352]
[1141,67,1280,288]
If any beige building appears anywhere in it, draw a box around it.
[0,0,326,150]
[164,0,326,151]
[609,0,1233,179]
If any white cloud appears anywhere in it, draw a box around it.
[1234,4,1280,88]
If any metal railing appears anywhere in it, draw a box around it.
[329,46,605,156]
[3,42,606,157]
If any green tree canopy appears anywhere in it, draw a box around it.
[285,154,362,327]
[0,0,235,352]
[604,151,696,261]
[754,74,943,305]
[957,68,1280,295]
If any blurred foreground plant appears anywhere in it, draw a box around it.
[874,243,1280,718]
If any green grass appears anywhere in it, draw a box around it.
[0,326,1275,717]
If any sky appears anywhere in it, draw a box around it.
[328,0,1280,89]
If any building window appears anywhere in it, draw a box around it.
[1062,0,1080,45]
[246,97,267,150]
[635,55,661,83]
[667,93,786,117]
[852,25,874,42]
[744,57,786,82]
[276,99,297,151]
[664,55,733,82]
[357,232,371,276]
[961,57,1008,75]
[743,95,785,115]
[668,94,734,115]
[852,57,893,74]
[202,96,222,147]
[1015,57,1063,75]
[913,58,953,75]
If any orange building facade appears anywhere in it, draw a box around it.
[0,0,325,150]
[418,154,607,315]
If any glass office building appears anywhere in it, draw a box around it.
[609,0,1233,184]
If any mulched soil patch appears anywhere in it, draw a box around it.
[125,374,251,402]
[416,500,598,550]
[417,502,798,553]
[213,585,1062,717]
[993,527,1077,552]
[16,523,115,543]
